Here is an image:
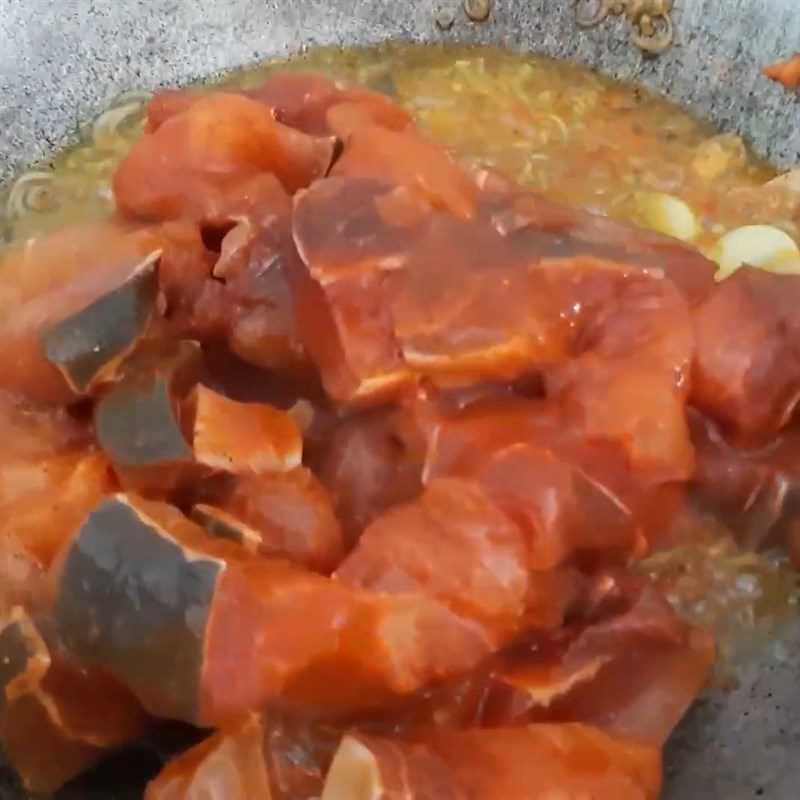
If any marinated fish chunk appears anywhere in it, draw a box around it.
[0,608,147,794]
[40,252,160,395]
[332,124,478,219]
[337,478,529,637]
[54,495,491,724]
[114,93,337,220]
[0,236,162,406]
[94,341,201,494]
[193,468,345,573]
[192,385,302,474]
[322,724,661,800]
[691,268,800,442]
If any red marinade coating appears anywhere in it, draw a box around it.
[0,224,163,406]
[691,268,800,443]
[332,124,479,219]
[147,72,412,139]
[202,559,492,721]
[482,179,718,307]
[447,441,642,570]
[385,215,573,380]
[53,494,492,724]
[0,395,114,583]
[145,713,342,800]
[292,179,695,482]
[192,385,303,475]
[158,175,307,370]
[17,66,800,798]
[311,407,425,546]
[286,250,412,402]
[253,73,411,135]
[293,176,431,285]
[484,579,715,745]
[206,468,346,573]
[545,272,695,482]
[1,609,147,794]
[424,397,683,548]
[336,478,530,638]
[690,411,800,552]
[114,93,336,221]
[322,724,661,800]
[144,714,273,800]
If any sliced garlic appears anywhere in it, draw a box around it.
[765,168,800,194]
[690,133,745,180]
[636,191,699,241]
[712,224,800,280]
[322,736,383,800]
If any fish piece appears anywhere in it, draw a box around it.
[322,732,464,800]
[458,442,641,570]
[425,397,680,555]
[325,96,412,141]
[144,714,273,800]
[53,495,491,724]
[194,468,345,573]
[0,608,147,794]
[0,393,114,569]
[0,396,102,610]
[332,124,478,219]
[483,182,718,307]
[690,412,800,553]
[192,385,302,475]
[247,72,344,134]
[147,72,410,139]
[482,185,799,447]
[293,183,695,449]
[385,216,572,384]
[0,222,162,318]
[691,268,800,442]
[291,207,566,401]
[484,579,715,745]
[39,252,160,395]
[251,72,410,136]
[336,478,530,638]
[94,341,202,495]
[286,250,412,402]
[53,496,225,722]
[157,176,308,371]
[312,407,425,546]
[545,273,695,482]
[114,93,337,221]
[289,177,432,400]
[146,713,342,800]
[293,177,430,285]
[212,175,307,370]
[0,243,162,407]
[0,449,115,567]
[157,220,224,339]
[145,76,340,136]
[322,724,661,800]
[145,89,205,132]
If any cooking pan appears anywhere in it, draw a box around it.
[0,1,797,798]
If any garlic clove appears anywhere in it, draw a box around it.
[712,224,800,280]
[636,191,699,241]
